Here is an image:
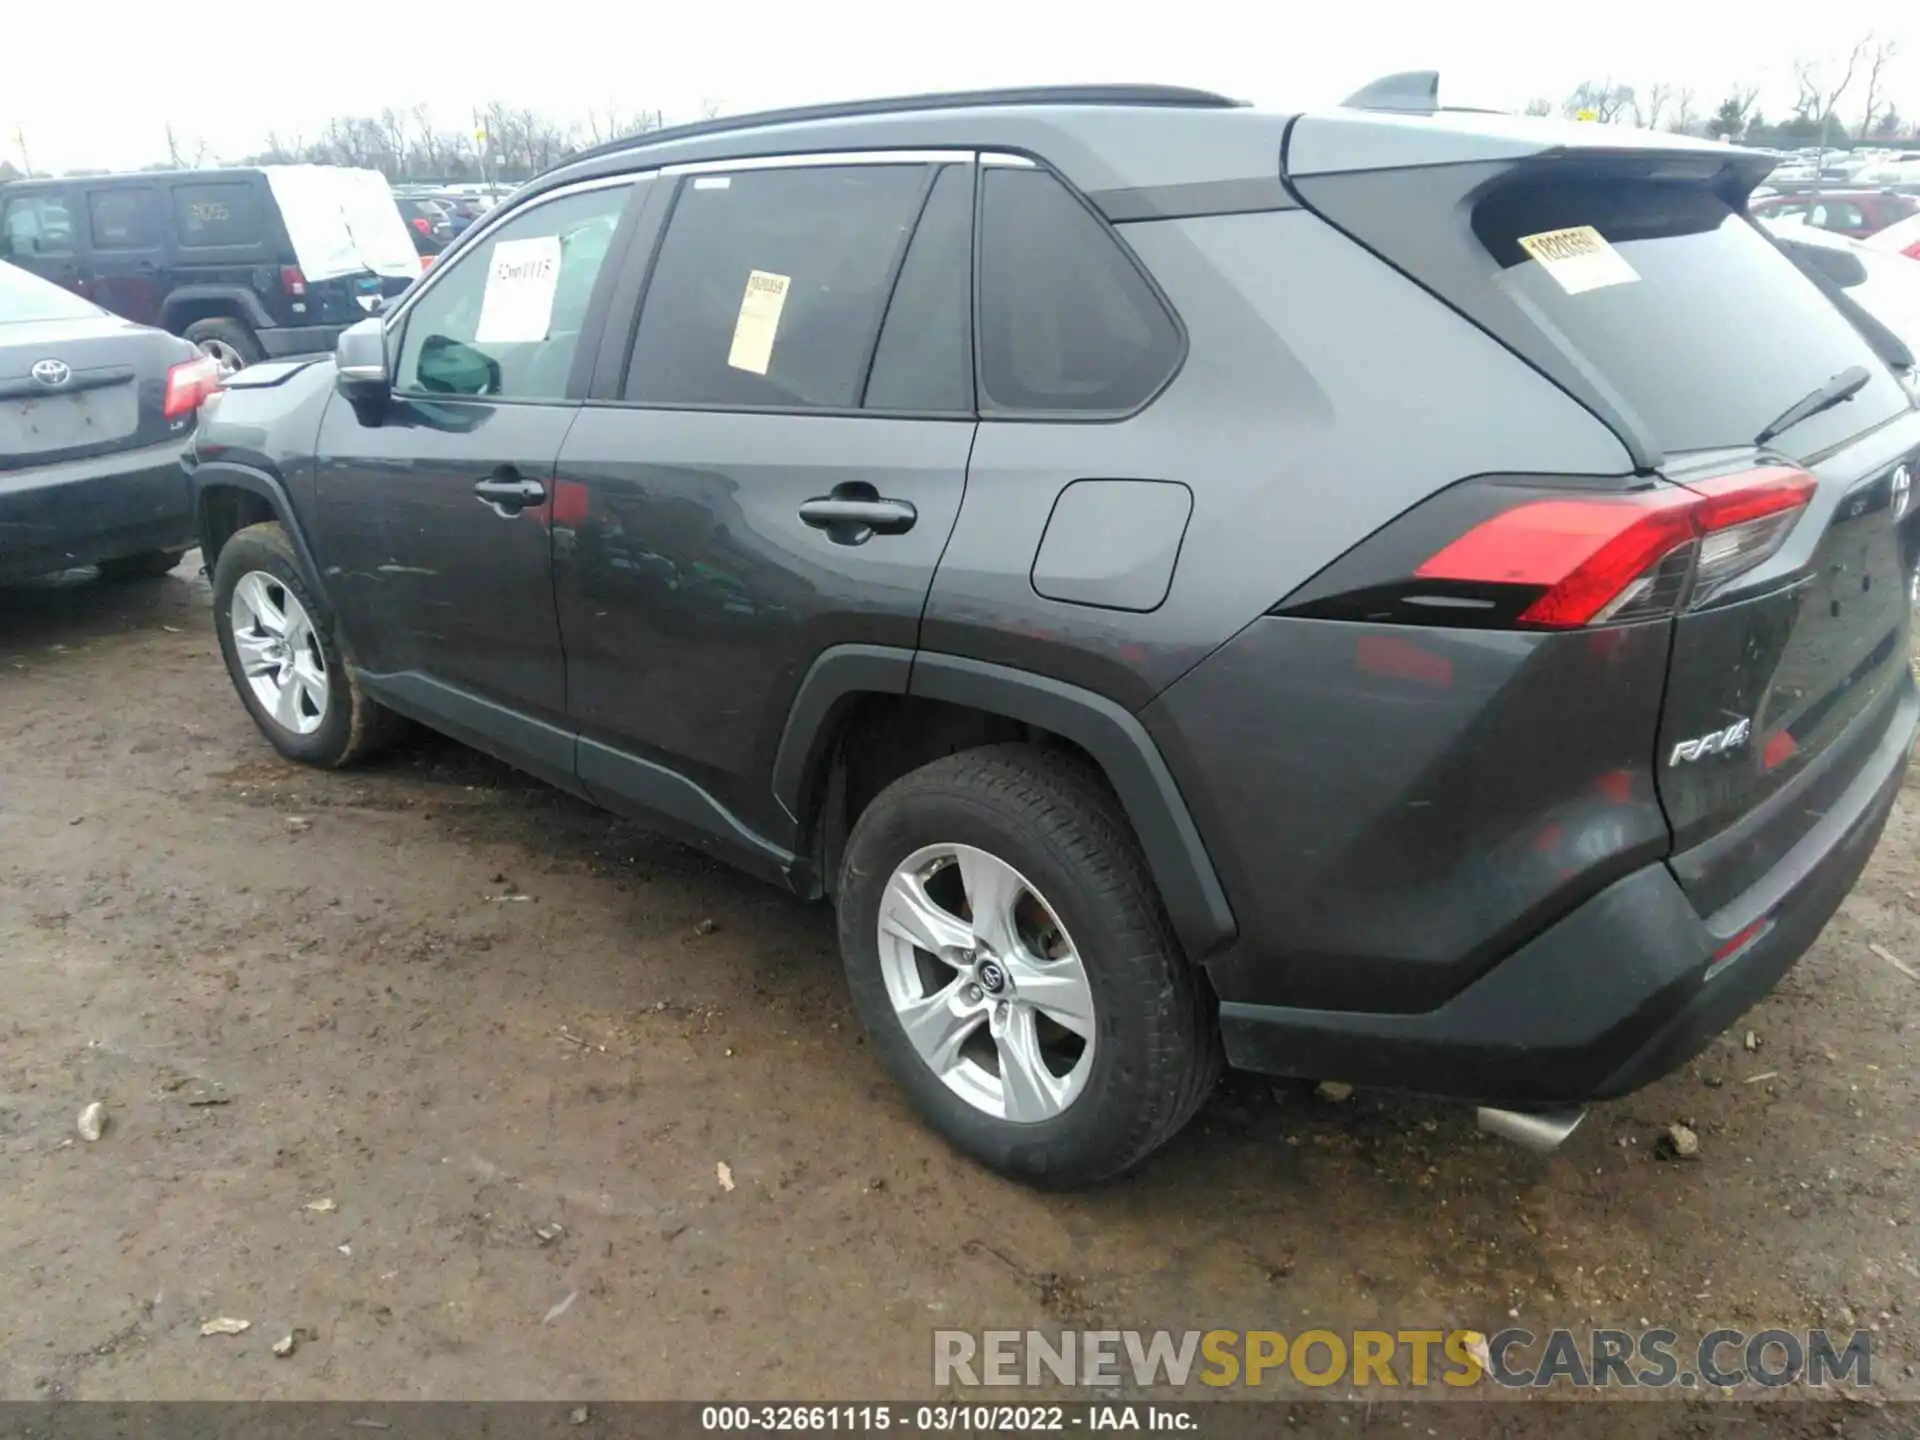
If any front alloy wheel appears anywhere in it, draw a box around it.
[878,843,1097,1122]
[230,570,329,736]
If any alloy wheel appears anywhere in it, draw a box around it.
[876,843,1096,1122]
[229,571,329,736]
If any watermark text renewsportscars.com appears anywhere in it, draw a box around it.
[933,1328,1873,1391]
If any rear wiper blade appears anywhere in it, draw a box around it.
[1755,364,1873,448]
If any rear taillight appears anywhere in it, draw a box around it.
[1278,467,1817,631]
[163,355,222,421]
[412,216,431,235]
[280,265,307,296]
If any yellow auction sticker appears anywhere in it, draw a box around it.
[1517,224,1641,295]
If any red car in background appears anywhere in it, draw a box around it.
[1749,187,1919,239]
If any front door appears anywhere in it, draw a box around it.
[0,188,84,298]
[308,177,643,787]
[80,185,168,326]
[555,157,979,852]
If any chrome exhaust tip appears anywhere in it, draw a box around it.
[1476,1105,1587,1154]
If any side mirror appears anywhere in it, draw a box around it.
[335,317,391,410]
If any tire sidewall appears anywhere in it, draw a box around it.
[212,530,354,766]
[838,775,1168,1183]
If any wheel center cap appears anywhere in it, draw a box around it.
[976,958,1009,995]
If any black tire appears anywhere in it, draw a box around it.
[211,521,404,768]
[837,744,1221,1187]
[97,548,186,581]
[183,317,264,375]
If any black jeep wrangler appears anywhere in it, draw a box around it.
[0,168,419,375]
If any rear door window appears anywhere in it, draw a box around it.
[976,167,1182,415]
[2,193,75,257]
[88,188,166,250]
[173,182,265,247]
[1474,179,1909,456]
[624,163,931,410]
[864,163,974,413]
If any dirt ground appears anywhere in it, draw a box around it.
[3,557,1920,1432]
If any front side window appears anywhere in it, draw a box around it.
[394,183,632,401]
[172,183,265,247]
[624,163,931,410]
[89,188,165,250]
[2,194,75,258]
[977,167,1183,414]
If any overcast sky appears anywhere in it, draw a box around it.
[6,1,1914,174]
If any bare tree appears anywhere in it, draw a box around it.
[1711,86,1760,140]
[1793,37,1868,149]
[1666,87,1698,134]
[1523,97,1553,117]
[163,123,210,169]
[1857,37,1898,139]
[1564,80,1635,123]
[1636,82,1673,131]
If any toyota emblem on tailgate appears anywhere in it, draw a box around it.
[30,358,71,389]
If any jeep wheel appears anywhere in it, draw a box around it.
[837,745,1220,1187]
[211,522,402,768]
[184,318,264,377]
[97,549,186,581]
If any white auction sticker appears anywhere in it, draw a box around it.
[1516,225,1640,295]
[727,269,791,376]
[475,236,563,344]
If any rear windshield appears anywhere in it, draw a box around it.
[1475,180,1909,456]
[0,258,101,323]
[173,182,266,248]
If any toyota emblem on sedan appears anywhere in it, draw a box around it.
[30,358,72,389]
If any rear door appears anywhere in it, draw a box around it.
[82,185,169,326]
[555,153,977,849]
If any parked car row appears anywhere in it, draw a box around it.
[9,85,1920,1187]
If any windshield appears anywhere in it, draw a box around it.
[0,259,102,324]
[1474,178,1909,456]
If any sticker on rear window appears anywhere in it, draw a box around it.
[727,269,790,376]
[1517,225,1640,296]
[475,236,562,344]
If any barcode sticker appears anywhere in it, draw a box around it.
[1517,225,1640,295]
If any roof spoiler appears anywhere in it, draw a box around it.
[1340,70,1439,114]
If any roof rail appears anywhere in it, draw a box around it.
[552,84,1245,172]
[1340,70,1440,114]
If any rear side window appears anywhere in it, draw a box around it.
[2,193,75,257]
[1475,179,1909,455]
[173,183,265,248]
[977,167,1182,414]
[864,164,974,413]
[624,164,930,410]
[88,188,165,250]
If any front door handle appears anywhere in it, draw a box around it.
[798,486,917,545]
[474,471,547,515]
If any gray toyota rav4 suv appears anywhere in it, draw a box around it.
[185,79,1920,1186]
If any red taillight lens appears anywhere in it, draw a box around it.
[412,216,431,235]
[163,355,222,421]
[1278,467,1818,631]
[280,265,307,296]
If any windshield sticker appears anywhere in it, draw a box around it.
[1517,225,1640,295]
[727,269,791,376]
[475,236,563,344]
[693,176,732,190]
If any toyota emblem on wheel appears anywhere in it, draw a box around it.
[976,959,1008,994]
[30,358,72,389]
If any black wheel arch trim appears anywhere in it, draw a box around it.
[774,645,1237,961]
[189,460,328,602]
[161,286,276,333]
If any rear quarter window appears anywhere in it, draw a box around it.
[173,182,266,248]
[1474,178,1909,456]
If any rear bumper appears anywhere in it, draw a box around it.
[1219,674,1918,1105]
[259,325,347,360]
[0,435,196,582]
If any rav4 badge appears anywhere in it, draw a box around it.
[1670,718,1753,766]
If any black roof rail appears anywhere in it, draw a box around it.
[553,84,1246,172]
[1340,70,1440,114]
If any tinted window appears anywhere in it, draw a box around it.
[1,194,75,257]
[1475,179,1908,455]
[0,258,101,322]
[977,167,1182,414]
[88,187,165,250]
[625,164,929,410]
[394,183,631,401]
[864,164,973,413]
[173,182,265,247]
[1809,200,1866,232]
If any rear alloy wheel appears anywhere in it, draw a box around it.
[211,521,403,768]
[182,317,264,377]
[839,745,1221,1187]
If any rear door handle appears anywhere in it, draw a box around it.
[474,472,547,515]
[798,489,917,545]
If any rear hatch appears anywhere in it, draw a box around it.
[0,276,200,472]
[1293,126,1920,916]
